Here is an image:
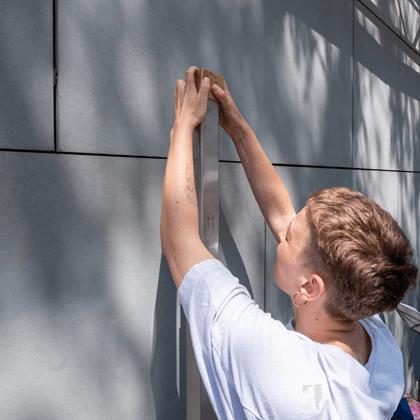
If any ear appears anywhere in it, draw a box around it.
[300,273,325,301]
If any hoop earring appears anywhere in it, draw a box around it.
[293,292,307,307]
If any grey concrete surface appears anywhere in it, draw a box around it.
[0,0,54,150]
[57,0,353,168]
[353,2,420,171]
[0,153,167,419]
[396,171,420,398]
[358,0,401,33]
[399,0,420,52]
[219,162,265,309]
[359,0,420,54]
[3,0,420,416]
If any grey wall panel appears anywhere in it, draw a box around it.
[358,0,401,33]
[352,168,399,218]
[232,0,354,168]
[396,172,420,397]
[0,153,182,419]
[353,2,420,171]
[58,0,353,168]
[219,162,265,309]
[399,0,420,53]
[358,0,420,54]
[0,0,54,150]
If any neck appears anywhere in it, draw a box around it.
[293,306,356,343]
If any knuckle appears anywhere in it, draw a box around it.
[186,66,197,76]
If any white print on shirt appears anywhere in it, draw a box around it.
[302,384,324,412]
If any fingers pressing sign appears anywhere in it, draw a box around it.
[210,79,245,138]
[173,66,210,130]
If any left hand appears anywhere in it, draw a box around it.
[173,66,211,130]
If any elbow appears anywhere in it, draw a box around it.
[161,236,171,260]
[160,216,175,259]
[160,222,170,258]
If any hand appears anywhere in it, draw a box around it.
[211,80,246,139]
[173,66,211,131]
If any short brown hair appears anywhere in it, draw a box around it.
[305,187,418,321]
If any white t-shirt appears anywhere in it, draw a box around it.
[178,259,405,420]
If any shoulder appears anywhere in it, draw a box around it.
[178,259,252,318]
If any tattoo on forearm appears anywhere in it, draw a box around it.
[185,163,198,207]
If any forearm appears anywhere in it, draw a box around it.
[231,121,295,240]
[161,124,199,255]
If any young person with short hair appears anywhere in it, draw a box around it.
[160,66,418,419]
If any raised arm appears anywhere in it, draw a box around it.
[161,67,214,289]
[211,82,296,242]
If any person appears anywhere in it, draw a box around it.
[160,66,419,419]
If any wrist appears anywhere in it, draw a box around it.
[229,118,252,144]
[171,120,195,139]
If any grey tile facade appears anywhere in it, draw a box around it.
[1,0,419,418]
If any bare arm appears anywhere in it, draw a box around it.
[161,67,214,289]
[211,82,296,242]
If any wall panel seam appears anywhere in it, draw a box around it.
[0,150,416,176]
[0,149,168,160]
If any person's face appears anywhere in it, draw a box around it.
[273,207,313,296]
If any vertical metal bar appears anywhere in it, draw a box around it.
[198,99,219,260]
[186,98,219,420]
[53,0,58,152]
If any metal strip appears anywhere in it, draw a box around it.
[198,99,219,259]
[186,98,219,420]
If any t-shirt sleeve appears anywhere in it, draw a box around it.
[178,258,258,373]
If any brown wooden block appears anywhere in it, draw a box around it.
[194,68,224,101]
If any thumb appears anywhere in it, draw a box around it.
[211,84,226,103]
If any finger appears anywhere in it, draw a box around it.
[211,83,226,103]
[176,79,186,90]
[198,77,211,102]
[175,79,185,104]
[176,79,186,98]
[222,79,230,93]
[185,66,198,94]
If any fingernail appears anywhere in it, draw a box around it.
[203,77,210,84]
[212,84,219,91]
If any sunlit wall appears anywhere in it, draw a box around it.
[0,0,419,418]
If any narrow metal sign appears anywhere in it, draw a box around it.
[187,97,220,420]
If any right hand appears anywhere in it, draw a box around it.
[211,80,246,139]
